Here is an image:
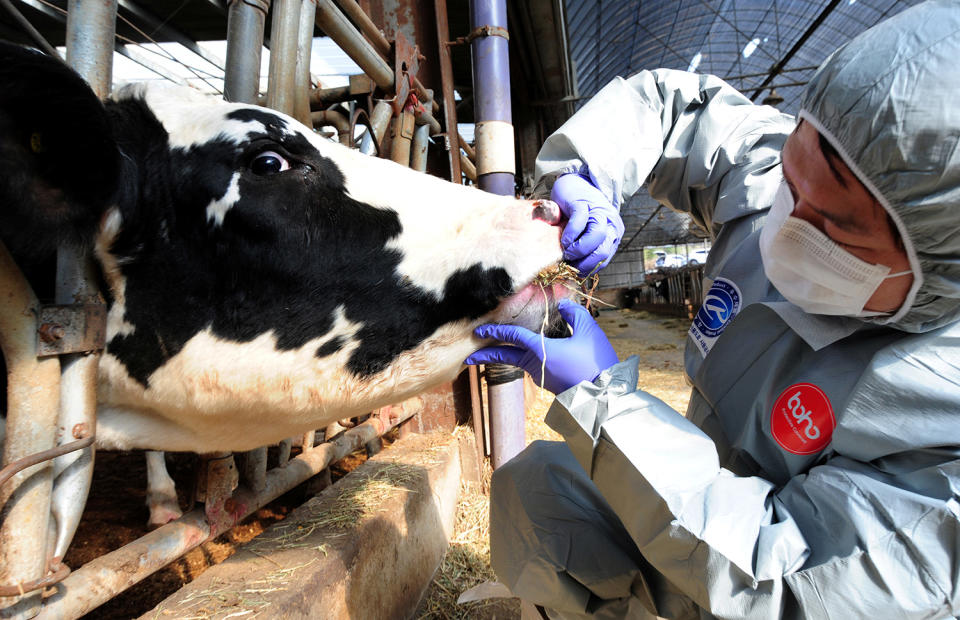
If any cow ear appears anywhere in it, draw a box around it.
[0,41,120,259]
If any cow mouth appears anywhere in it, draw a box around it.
[495,274,577,335]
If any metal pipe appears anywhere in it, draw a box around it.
[334,0,390,57]
[0,243,61,619]
[410,123,429,172]
[433,0,461,182]
[65,0,117,98]
[390,111,415,166]
[224,0,270,104]
[293,0,317,125]
[459,134,476,161]
[311,110,351,144]
[315,0,393,91]
[37,399,421,619]
[238,446,267,492]
[49,0,117,575]
[470,0,524,468]
[309,84,350,105]
[369,100,393,146]
[266,0,302,116]
[459,151,477,182]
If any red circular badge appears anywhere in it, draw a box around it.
[770,383,835,455]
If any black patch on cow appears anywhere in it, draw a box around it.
[0,41,119,262]
[316,336,346,358]
[100,95,517,386]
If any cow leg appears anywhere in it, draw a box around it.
[145,450,182,529]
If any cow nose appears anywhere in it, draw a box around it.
[531,199,561,225]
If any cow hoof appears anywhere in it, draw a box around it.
[147,501,183,529]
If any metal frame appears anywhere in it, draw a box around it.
[0,1,496,617]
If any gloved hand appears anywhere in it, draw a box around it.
[552,173,625,276]
[465,299,619,394]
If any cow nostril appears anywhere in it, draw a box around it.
[531,199,561,225]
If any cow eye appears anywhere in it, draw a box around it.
[250,150,290,175]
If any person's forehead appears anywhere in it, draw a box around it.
[782,122,885,235]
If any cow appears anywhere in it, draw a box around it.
[0,43,570,526]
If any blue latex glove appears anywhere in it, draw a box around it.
[552,173,625,276]
[465,299,619,394]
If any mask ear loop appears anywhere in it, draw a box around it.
[885,270,913,279]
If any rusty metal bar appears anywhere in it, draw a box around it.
[369,99,393,146]
[266,0,302,116]
[433,0,461,182]
[460,151,477,182]
[390,111,415,165]
[238,446,267,492]
[334,0,390,57]
[311,109,351,144]
[459,133,476,161]
[37,398,422,620]
[410,123,429,172]
[315,0,393,90]
[0,242,62,619]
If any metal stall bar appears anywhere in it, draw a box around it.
[48,0,116,608]
[225,0,271,490]
[335,0,390,57]
[224,0,269,104]
[468,0,523,469]
[0,242,62,619]
[37,399,422,620]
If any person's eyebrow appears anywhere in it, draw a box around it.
[782,163,871,236]
[816,132,850,189]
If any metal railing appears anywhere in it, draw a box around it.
[630,265,706,319]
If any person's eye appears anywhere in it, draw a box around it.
[250,150,290,175]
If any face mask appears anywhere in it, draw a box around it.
[759,181,912,316]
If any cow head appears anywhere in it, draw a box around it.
[0,42,570,451]
[89,83,569,451]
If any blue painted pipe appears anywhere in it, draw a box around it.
[470,0,525,468]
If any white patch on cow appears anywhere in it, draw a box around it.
[206,172,241,226]
[115,83,274,149]
[94,309,493,453]
[294,133,564,299]
[95,208,135,338]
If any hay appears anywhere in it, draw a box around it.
[415,468,519,620]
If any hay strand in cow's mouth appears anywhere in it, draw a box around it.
[525,262,612,391]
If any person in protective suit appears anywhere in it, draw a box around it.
[466,1,960,618]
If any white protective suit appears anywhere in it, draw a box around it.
[490,2,960,618]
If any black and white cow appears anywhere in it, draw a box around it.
[1,44,569,521]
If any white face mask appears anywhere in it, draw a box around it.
[759,181,912,317]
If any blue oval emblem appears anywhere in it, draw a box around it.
[694,278,741,338]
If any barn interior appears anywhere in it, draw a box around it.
[0,1,926,618]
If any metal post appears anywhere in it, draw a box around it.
[0,244,61,619]
[433,0,461,182]
[293,0,317,125]
[224,0,270,104]
[266,0,303,116]
[410,123,429,172]
[37,2,116,613]
[315,0,393,91]
[390,111,415,166]
[469,0,523,468]
[226,0,271,493]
